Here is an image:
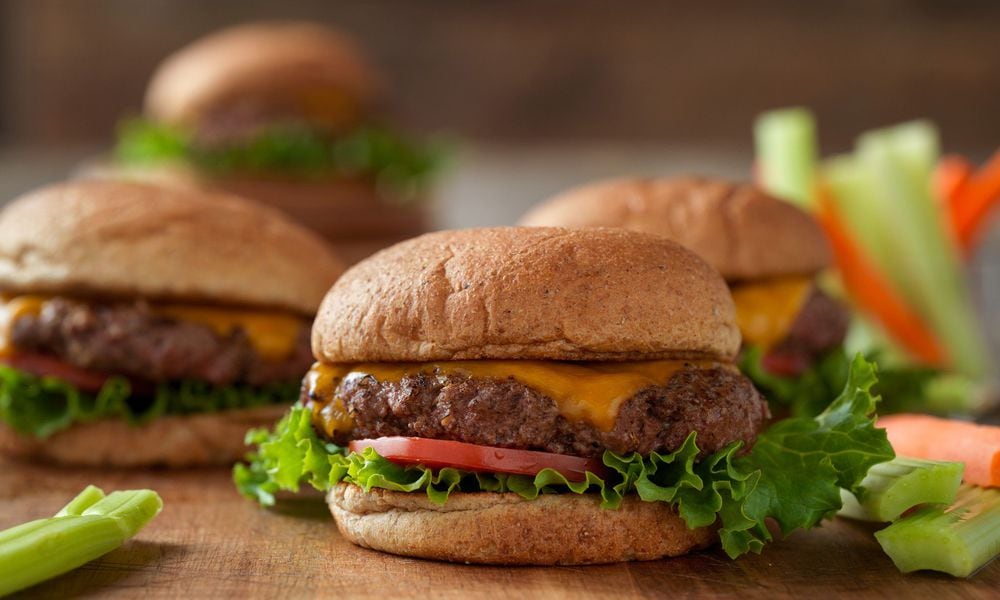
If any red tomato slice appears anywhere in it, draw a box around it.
[0,353,112,393]
[348,437,611,482]
[761,350,811,378]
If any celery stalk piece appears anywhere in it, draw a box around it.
[823,155,895,275]
[857,122,987,376]
[822,122,988,376]
[875,485,1000,577]
[0,487,162,597]
[753,107,819,208]
[839,457,964,522]
[56,484,106,517]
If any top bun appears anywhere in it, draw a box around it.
[0,180,344,315]
[313,227,740,363]
[519,176,830,281]
[145,21,377,131]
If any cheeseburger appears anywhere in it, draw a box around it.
[0,180,344,466]
[237,227,892,565]
[95,21,440,263]
[520,177,851,416]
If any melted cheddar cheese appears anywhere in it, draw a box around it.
[154,306,303,360]
[0,295,304,361]
[305,359,727,435]
[730,277,813,351]
[0,295,46,357]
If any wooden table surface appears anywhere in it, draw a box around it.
[2,457,997,599]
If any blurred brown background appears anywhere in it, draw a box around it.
[2,0,1000,153]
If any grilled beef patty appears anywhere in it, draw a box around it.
[10,297,312,386]
[307,366,769,458]
[762,287,850,376]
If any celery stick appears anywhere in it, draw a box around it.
[823,155,895,274]
[753,107,818,208]
[823,123,987,376]
[875,485,1000,577]
[0,487,162,596]
[56,484,106,517]
[857,123,987,376]
[840,457,964,522]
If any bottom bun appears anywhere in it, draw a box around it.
[0,404,288,467]
[328,483,716,565]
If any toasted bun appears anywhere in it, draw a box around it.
[520,176,831,281]
[329,483,714,565]
[0,404,287,467]
[145,21,377,130]
[314,227,740,362]
[0,180,345,314]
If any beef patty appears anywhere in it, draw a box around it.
[307,366,769,458]
[10,297,313,386]
[762,287,850,376]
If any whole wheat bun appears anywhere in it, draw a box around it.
[145,21,377,131]
[328,483,715,565]
[520,176,830,281]
[0,404,287,467]
[313,227,740,363]
[0,180,345,314]
[78,161,429,265]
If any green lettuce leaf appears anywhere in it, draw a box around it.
[724,354,894,556]
[740,345,850,417]
[114,118,444,195]
[234,354,893,558]
[0,365,299,439]
[743,345,971,417]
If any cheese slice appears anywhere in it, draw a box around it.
[0,295,46,357]
[0,295,304,361]
[154,305,303,360]
[305,359,726,435]
[730,277,813,351]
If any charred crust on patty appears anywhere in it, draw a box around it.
[10,297,314,386]
[306,365,768,457]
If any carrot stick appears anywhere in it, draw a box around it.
[879,414,1000,488]
[934,155,972,220]
[817,188,946,366]
[953,150,1000,253]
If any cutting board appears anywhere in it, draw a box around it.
[2,457,997,599]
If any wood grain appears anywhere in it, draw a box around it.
[1,457,997,599]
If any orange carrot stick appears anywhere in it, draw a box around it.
[953,150,1000,253]
[817,188,946,366]
[935,155,973,227]
[879,414,1000,488]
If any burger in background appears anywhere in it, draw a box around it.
[91,21,443,264]
[0,180,344,466]
[236,227,893,564]
[520,176,853,417]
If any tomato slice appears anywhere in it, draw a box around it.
[761,350,811,378]
[348,437,611,482]
[0,353,112,393]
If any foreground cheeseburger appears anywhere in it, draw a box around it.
[96,21,440,263]
[520,177,851,416]
[237,227,892,565]
[0,180,344,466]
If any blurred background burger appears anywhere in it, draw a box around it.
[0,180,343,466]
[89,21,443,264]
[521,176,851,416]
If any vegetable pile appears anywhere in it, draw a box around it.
[236,355,894,559]
[754,108,995,415]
